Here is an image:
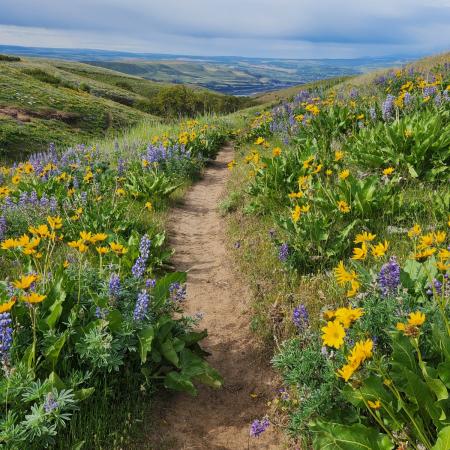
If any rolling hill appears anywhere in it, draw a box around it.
[0,57,250,158]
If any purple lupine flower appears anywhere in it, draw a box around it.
[279,388,290,401]
[369,107,377,121]
[278,243,289,262]
[132,256,147,279]
[404,92,412,106]
[382,95,395,121]
[292,305,309,329]
[95,307,108,319]
[169,282,187,302]
[109,273,121,298]
[423,86,437,98]
[139,235,151,259]
[234,241,241,249]
[350,88,359,99]
[40,194,49,209]
[49,196,58,212]
[117,158,125,176]
[427,279,443,296]
[81,192,88,204]
[146,278,156,289]
[0,216,6,241]
[250,418,270,437]
[133,290,150,321]
[0,312,13,362]
[30,190,38,205]
[378,256,401,297]
[44,392,59,413]
[132,235,151,279]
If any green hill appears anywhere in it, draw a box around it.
[0,57,251,159]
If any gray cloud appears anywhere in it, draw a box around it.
[0,0,449,57]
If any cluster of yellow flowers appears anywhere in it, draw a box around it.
[351,232,389,261]
[1,216,63,257]
[408,224,448,269]
[320,306,373,382]
[68,231,111,254]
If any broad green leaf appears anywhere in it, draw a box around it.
[48,371,65,390]
[310,421,393,450]
[138,326,154,364]
[161,339,179,367]
[44,333,67,368]
[432,426,450,450]
[74,387,95,401]
[164,371,196,396]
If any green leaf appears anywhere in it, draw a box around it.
[74,387,95,401]
[44,333,67,368]
[107,309,123,332]
[432,426,450,450]
[310,421,393,450]
[138,326,154,364]
[161,339,179,367]
[164,371,197,396]
[47,371,65,390]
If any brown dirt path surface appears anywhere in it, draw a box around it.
[150,145,282,449]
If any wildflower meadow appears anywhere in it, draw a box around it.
[228,58,450,448]
[0,119,228,448]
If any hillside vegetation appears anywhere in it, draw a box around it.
[0,51,449,450]
[0,57,251,158]
[225,52,450,448]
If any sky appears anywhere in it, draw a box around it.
[0,0,450,58]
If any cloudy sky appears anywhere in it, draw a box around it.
[1,0,450,58]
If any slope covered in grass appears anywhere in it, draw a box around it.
[223,52,450,448]
[0,57,252,159]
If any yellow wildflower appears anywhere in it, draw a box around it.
[339,169,350,180]
[337,200,351,213]
[335,307,364,328]
[13,274,38,290]
[335,150,344,161]
[291,205,302,223]
[351,243,368,260]
[354,232,376,244]
[0,299,16,313]
[21,292,46,304]
[368,400,381,410]
[110,242,127,256]
[321,320,346,349]
[408,224,421,238]
[47,216,63,230]
[383,167,395,176]
[272,147,282,157]
[371,240,389,258]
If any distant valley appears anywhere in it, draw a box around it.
[0,45,417,95]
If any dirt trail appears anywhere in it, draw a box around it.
[152,145,281,449]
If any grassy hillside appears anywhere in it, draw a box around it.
[0,57,252,159]
[0,58,159,158]
[253,75,354,104]
[223,52,450,448]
